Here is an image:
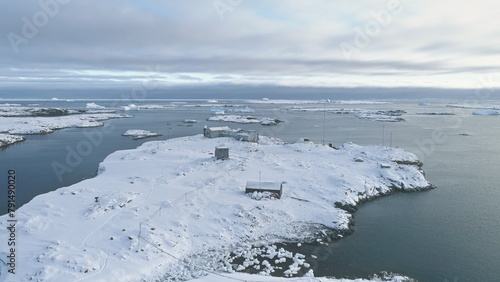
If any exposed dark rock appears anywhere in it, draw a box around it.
[28,108,71,116]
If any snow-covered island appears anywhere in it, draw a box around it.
[0,113,133,134]
[122,129,161,139]
[0,104,115,117]
[286,107,406,122]
[415,112,455,116]
[446,104,500,110]
[0,134,432,281]
[122,104,177,111]
[208,115,283,125]
[0,103,133,148]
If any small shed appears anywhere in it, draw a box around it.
[203,126,231,138]
[215,147,229,160]
[245,181,283,199]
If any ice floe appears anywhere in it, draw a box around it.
[472,110,500,115]
[122,129,161,139]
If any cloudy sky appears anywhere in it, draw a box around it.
[1,0,499,97]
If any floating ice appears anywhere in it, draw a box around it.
[472,110,500,115]
[86,103,106,110]
[122,129,161,139]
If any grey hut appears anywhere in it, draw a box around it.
[215,147,229,160]
[245,181,283,199]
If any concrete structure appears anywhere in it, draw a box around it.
[203,126,259,143]
[215,147,229,160]
[245,181,283,199]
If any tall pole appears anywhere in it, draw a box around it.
[382,123,385,146]
[166,121,170,141]
[157,123,160,150]
[322,101,326,145]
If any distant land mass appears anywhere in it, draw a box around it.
[1,86,496,100]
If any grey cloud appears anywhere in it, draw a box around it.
[176,74,202,81]
[1,0,499,94]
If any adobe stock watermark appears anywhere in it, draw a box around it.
[51,65,164,182]
[412,74,499,162]
[51,124,115,182]
[339,0,412,61]
[213,0,244,22]
[7,0,72,54]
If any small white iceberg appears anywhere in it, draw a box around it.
[86,103,106,110]
[260,118,278,125]
[233,106,255,113]
[122,129,161,139]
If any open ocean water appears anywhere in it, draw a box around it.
[1,99,499,281]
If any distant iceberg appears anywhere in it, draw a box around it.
[210,106,226,115]
[233,106,255,113]
[86,103,106,110]
[472,110,500,115]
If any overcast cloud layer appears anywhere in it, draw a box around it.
[1,0,499,97]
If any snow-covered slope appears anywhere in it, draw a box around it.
[0,135,431,281]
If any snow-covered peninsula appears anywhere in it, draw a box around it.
[0,134,431,281]
[0,134,25,148]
